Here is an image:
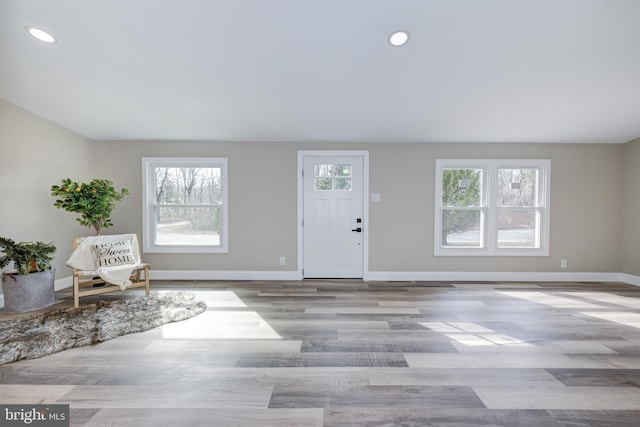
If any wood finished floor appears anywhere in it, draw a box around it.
[2,280,640,426]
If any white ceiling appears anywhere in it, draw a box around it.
[1,0,640,143]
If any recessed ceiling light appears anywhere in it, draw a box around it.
[389,31,409,47]
[26,26,56,44]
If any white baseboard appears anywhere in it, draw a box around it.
[152,270,639,285]
[55,276,73,291]
[150,270,304,281]
[364,271,629,283]
[620,273,640,287]
[42,271,640,285]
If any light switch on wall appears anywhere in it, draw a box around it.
[371,193,381,203]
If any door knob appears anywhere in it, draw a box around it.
[351,227,362,232]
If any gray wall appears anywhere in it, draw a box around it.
[370,143,622,273]
[95,140,299,272]
[94,139,624,275]
[0,99,95,277]
[0,99,634,280]
[621,137,640,276]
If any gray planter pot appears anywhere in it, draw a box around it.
[1,268,55,314]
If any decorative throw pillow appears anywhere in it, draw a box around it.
[93,241,136,267]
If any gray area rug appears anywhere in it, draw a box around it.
[0,291,207,365]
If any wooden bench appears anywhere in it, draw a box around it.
[71,236,150,308]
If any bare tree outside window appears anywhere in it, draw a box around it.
[435,159,549,256]
[497,168,539,247]
[153,167,222,246]
[441,168,483,247]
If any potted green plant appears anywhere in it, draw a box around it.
[51,178,129,235]
[0,237,57,314]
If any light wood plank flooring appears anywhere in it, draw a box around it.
[2,280,640,426]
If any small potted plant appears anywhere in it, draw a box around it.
[51,178,129,235]
[0,237,57,313]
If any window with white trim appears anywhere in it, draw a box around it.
[142,157,228,253]
[435,159,550,256]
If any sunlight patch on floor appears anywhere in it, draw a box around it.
[565,292,640,309]
[499,291,604,309]
[420,321,532,347]
[156,290,282,339]
[155,290,248,308]
[160,311,282,339]
[580,311,640,329]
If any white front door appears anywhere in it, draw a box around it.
[302,155,364,278]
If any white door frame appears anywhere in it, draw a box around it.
[297,150,370,280]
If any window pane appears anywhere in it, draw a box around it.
[144,157,228,253]
[314,164,333,177]
[334,164,352,177]
[442,169,482,207]
[314,163,352,190]
[155,206,221,246]
[315,177,333,190]
[497,208,537,247]
[435,159,549,256]
[498,168,537,207]
[442,209,482,247]
[334,178,352,191]
[154,167,221,204]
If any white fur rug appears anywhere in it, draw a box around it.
[0,291,207,365]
